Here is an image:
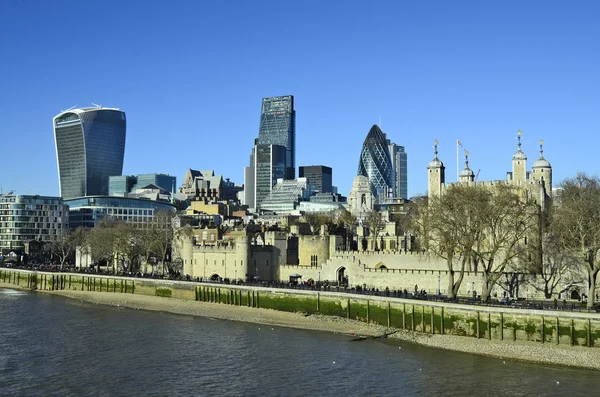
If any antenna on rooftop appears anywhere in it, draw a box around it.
[91,103,103,108]
[61,105,78,113]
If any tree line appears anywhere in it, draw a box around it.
[45,210,184,275]
[410,172,600,309]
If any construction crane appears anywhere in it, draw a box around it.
[475,169,481,183]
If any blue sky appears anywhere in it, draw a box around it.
[1,0,598,198]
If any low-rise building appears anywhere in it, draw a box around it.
[65,196,176,229]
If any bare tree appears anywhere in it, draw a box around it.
[303,213,332,235]
[552,173,600,308]
[336,208,356,250]
[146,210,176,275]
[45,229,82,268]
[87,217,123,272]
[423,186,485,299]
[365,210,386,251]
[528,234,584,299]
[474,184,539,301]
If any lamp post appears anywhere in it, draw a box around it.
[437,275,441,296]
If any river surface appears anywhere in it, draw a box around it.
[1,288,598,396]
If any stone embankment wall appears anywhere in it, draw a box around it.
[2,268,599,348]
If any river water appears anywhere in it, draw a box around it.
[0,288,598,396]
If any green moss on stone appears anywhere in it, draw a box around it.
[155,288,172,298]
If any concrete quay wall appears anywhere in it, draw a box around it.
[2,268,600,351]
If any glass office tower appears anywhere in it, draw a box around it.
[299,165,333,193]
[357,125,394,201]
[387,141,408,199]
[254,144,286,208]
[53,107,126,199]
[257,96,295,179]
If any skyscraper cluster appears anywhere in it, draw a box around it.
[244,95,296,209]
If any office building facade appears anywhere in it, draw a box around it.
[254,144,286,209]
[65,196,176,229]
[357,125,394,201]
[257,96,295,179]
[0,194,68,254]
[109,173,176,196]
[299,165,333,194]
[53,107,126,199]
[387,142,408,199]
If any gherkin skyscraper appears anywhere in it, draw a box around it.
[357,124,394,200]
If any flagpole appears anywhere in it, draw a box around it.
[456,138,459,181]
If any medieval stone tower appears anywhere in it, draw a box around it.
[510,130,528,186]
[427,140,445,198]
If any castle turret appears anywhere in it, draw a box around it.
[459,149,475,184]
[427,140,445,198]
[233,231,250,282]
[511,130,527,185]
[531,139,552,197]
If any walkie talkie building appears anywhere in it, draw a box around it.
[53,107,126,199]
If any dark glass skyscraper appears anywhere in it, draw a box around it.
[54,107,126,199]
[257,95,295,179]
[254,144,286,208]
[299,165,332,193]
[357,125,394,201]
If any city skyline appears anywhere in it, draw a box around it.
[1,1,598,198]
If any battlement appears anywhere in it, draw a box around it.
[191,243,236,253]
[334,250,425,257]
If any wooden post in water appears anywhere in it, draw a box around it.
[441,307,444,335]
[431,307,434,334]
[347,298,350,319]
[317,293,320,313]
[570,319,574,346]
[541,317,545,344]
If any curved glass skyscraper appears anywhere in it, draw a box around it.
[357,124,394,200]
[53,107,126,199]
